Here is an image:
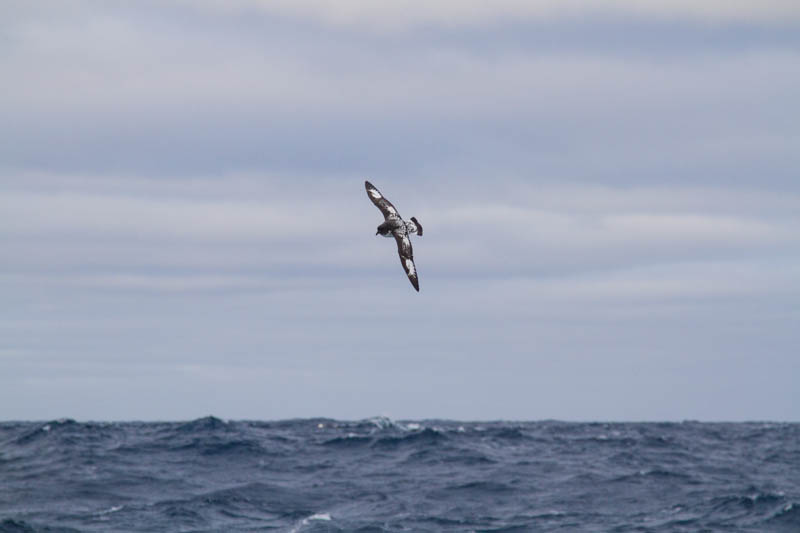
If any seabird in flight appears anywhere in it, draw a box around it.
[365,180,423,292]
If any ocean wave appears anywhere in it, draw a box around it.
[611,468,697,484]
[322,434,372,448]
[175,415,232,433]
[11,419,81,445]
[0,519,81,533]
[1,419,798,532]
[710,489,786,512]
[445,480,516,494]
[371,427,447,450]
[288,512,333,533]
[766,501,800,528]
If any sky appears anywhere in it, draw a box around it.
[1,1,799,422]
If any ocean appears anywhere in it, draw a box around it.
[0,417,797,532]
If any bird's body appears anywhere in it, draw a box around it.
[365,180,423,291]
[376,219,419,238]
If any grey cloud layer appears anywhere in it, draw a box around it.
[187,0,800,26]
[2,3,799,182]
[4,175,798,278]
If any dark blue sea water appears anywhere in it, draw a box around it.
[1,417,798,532]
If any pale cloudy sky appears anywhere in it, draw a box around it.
[1,1,799,421]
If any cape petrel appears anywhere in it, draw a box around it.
[365,180,423,292]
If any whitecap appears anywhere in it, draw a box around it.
[96,505,124,516]
[368,416,395,429]
[288,512,333,533]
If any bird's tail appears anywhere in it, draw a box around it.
[410,217,423,236]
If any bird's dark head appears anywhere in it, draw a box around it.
[375,221,393,237]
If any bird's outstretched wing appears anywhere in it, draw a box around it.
[365,180,400,219]
[394,232,419,291]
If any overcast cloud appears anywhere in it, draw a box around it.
[1,1,798,421]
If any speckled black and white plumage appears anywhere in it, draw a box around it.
[365,180,422,292]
